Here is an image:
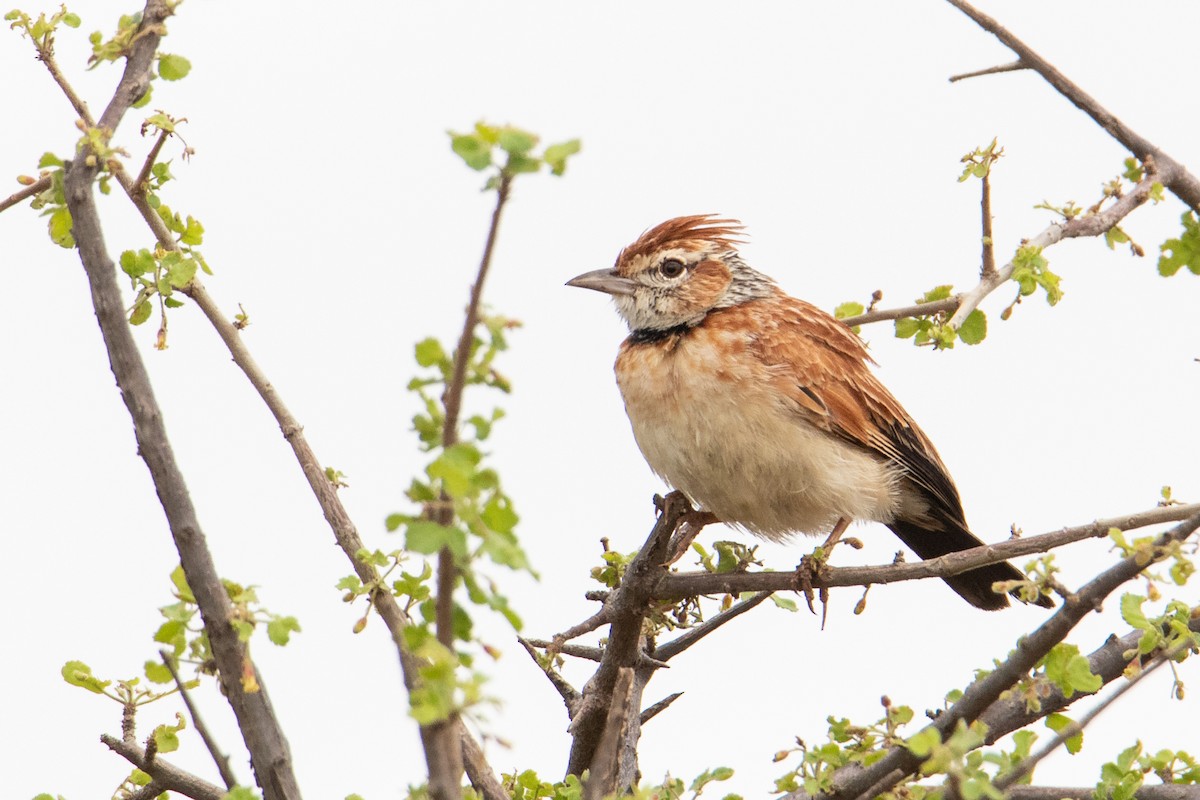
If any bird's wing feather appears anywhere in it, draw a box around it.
[747,295,967,525]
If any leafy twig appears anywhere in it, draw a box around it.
[102,734,225,800]
[0,174,51,213]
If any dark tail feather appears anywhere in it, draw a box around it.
[885,518,1054,611]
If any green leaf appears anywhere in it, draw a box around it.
[222,787,261,800]
[170,564,195,603]
[181,215,204,245]
[1120,594,1150,629]
[958,309,987,345]
[62,12,80,27]
[414,337,447,368]
[543,138,582,175]
[1041,643,1102,698]
[405,520,468,559]
[267,616,301,646]
[770,595,799,612]
[61,660,110,694]
[449,133,492,171]
[152,715,185,753]
[165,255,197,288]
[481,494,519,534]
[143,659,173,684]
[1158,212,1200,277]
[1045,712,1083,754]
[38,151,63,168]
[157,53,192,81]
[894,317,921,339]
[920,284,953,303]
[906,728,941,757]
[505,152,541,174]
[497,127,538,155]
[129,296,153,325]
[48,206,74,248]
[833,301,865,320]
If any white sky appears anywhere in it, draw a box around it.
[3,2,1198,798]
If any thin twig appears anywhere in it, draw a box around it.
[518,637,581,713]
[980,170,997,279]
[945,170,1159,329]
[160,650,237,789]
[946,0,1200,212]
[657,502,1200,600]
[947,59,1026,83]
[102,734,225,800]
[653,591,772,661]
[840,170,1161,331]
[0,175,51,213]
[639,692,683,725]
[133,128,171,194]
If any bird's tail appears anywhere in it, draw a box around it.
[885,518,1054,611]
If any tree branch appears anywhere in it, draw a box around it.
[948,59,1026,83]
[1007,787,1200,800]
[0,174,51,213]
[566,495,687,777]
[656,502,1199,600]
[945,0,1200,212]
[652,591,771,661]
[160,650,237,789]
[102,734,225,800]
[583,668,636,800]
[63,4,301,798]
[800,510,1200,800]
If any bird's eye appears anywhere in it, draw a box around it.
[659,259,686,278]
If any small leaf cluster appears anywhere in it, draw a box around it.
[1108,526,1196,597]
[449,121,581,190]
[894,285,986,349]
[25,152,75,248]
[958,138,1004,182]
[87,8,190,107]
[773,698,915,796]
[1037,642,1103,699]
[156,565,300,686]
[1120,594,1198,694]
[991,554,1056,607]
[1007,244,1062,313]
[1159,211,1200,277]
[1096,742,1200,800]
[119,138,210,347]
[4,5,79,49]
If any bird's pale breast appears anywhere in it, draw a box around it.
[615,318,902,539]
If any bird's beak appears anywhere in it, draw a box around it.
[566,268,637,297]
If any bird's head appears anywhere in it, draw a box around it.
[567,215,776,333]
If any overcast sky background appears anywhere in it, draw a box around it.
[3,2,1198,798]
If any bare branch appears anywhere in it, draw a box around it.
[657,502,1200,600]
[566,495,688,776]
[101,734,225,800]
[639,692,683,725]
[980,170,996,280]
[133,127,171,195]
[461,734,509,800]
[653,591,771,661]
[160,651,237,789]
[583,668,636,800]
[839,297,959,328]
[0,175,51,213]
[518,637,582,713]
[948,59,1026,83]
[946,0,1200,212]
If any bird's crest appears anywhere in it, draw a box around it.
[618,215,745,268]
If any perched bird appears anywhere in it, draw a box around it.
[567,215,1051,611]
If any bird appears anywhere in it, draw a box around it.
[567,214,1052,611]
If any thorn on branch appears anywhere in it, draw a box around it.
[948,58,1027,83]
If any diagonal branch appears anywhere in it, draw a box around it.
[160,650,237,789]
[652,591,771,661]
[102,734,225,800]
[945,0,1200,212]
[0,174,51,213]
[63,3,301,798]
[798,510,1200,800]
